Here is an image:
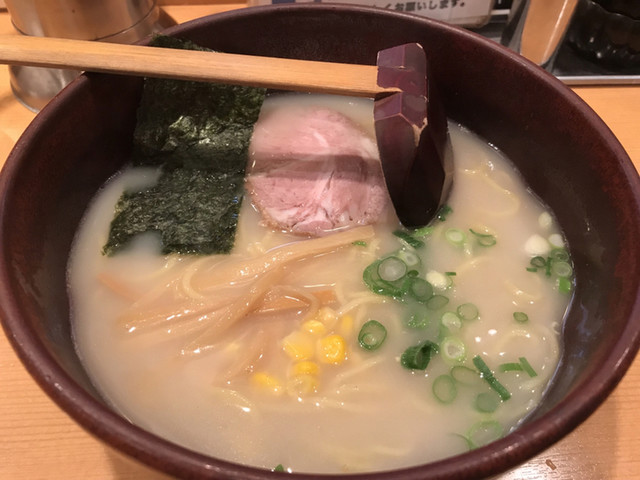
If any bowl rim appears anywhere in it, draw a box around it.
[1,4,640,479]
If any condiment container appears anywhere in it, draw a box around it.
[4,0,175,111]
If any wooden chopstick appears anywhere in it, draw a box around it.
[0,35,399,98]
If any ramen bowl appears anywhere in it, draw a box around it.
[1,5,640,479]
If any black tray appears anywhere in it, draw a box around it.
[472,10,640,85]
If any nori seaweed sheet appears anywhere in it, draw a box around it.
[107,169,243,255]
[103,36,266,256]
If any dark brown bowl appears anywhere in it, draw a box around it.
[1,5,640,479]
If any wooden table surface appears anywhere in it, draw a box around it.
[1,4,639,479]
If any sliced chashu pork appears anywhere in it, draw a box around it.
[246,105,388,236]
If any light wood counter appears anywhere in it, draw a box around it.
[1,4,639,479]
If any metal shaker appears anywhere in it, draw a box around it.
[4,0,175,111]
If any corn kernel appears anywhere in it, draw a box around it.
[251,372,283,395]
[290,360,320,377]
[301,319,327,336]
[317,334,347,364]
[339,314,354,338]
[286,374,318,397]
[282,331,315,360]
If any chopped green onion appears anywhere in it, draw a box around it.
[474,391,500,413]
[526,267,538,272]
[407,277,433,303]
[550,248,569,262]
[513,311,529,323]
[469,229,497,247]
[518,357,538,377]
[445,271,457,276]
[407,269,419,278]
[457,303,479,321]
[472,355,511,401]
[393,230,425,249]
[377,256,407,282]
[401,340,439,370]
[551,260,573,278]
[445,228,466,247]
[453,433,475,451]
[352,240,367,247]
[440,336,466,364]
[450,365,482,386]
[499,362,524,372]
[273,464,285,472]
[432,375,457,404]
[466,420,503,449]
[396,249,421,267]
[440,311,462,331]
[363,260,405,297]
[437,204,453,221]
[427,294,449,310]
[545,256,553,276]
[358,320,387,351]
[406,305,430,329]
[530,256,546,268]
[413,225,434,238]
[557,276,573,294]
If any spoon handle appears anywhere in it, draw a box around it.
[0,35,398,98]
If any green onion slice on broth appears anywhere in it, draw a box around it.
[466,420,503,448]
[393,229,425,249]
[499,362,524,372]
[401,340,439,370]
[474,391,500,413]
[469,229,497,247]
[377,256,407,282]
[440,336,466,364]
[450,365,483,386]
[519,357,538,377]
[436,204,453,221]
[357,320,387,351]
[558,276,573,294]
[457,303,479,321]
[427,294,449,311]
[407,277,434,302]
[432,374,457,404]
[445,228,466,247]
[440,311,463,331]
[472,355,511,401]
[513,311,529,323]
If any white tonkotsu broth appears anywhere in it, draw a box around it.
[68,94,570,474]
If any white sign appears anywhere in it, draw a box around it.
[250,0,495,27]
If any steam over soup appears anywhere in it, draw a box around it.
[68,93,573,474]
